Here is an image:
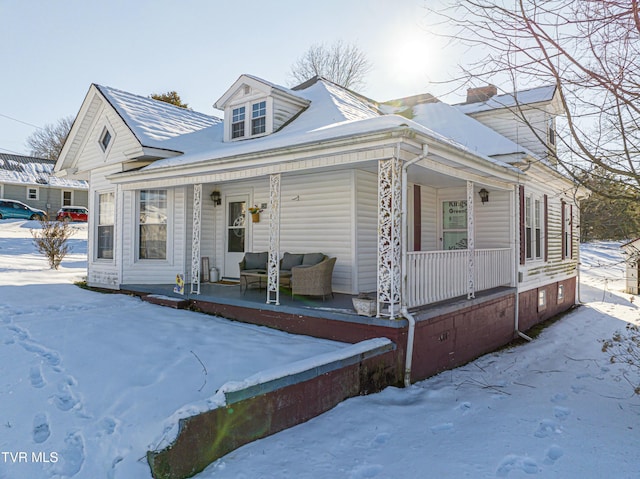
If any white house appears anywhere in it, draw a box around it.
[55,75,583,325]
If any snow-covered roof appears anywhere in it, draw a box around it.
[409,102,531,158]
[0,153,87,189]
[95,84,223,153]
[143,79,520,175]
[456,85,557,115]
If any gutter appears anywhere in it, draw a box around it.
[400,142,430,387]
[513,182,533,342]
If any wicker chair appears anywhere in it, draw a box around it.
[291,257,336,300]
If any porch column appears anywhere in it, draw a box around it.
[266,173,281,305]
[190,184,202,295]
[467,181,475,299]
[377,157,402,319]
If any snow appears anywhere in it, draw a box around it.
[0,154,87,190]
[2,221,639,478]
[456,85,557,115]
[141,79,521,177]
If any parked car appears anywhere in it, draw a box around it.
[0,199,47,220]
[56,206,88,222]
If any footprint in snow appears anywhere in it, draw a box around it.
[20,340,61,367]
[371,432,390,446]
[457,401,472,414]
[32,413,51,444]
[550,393,567,403]
[496,455,540,477]
[52,431,85,477]
[348,463,384,478]
[29,365,46,388]
[430,422,454,433]
[553,406,571,420]
[534,419,561,438]
[53,379,80,412]
[544,445,564,465]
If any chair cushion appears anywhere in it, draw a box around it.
[281,252,304,271]
[302,253,325,266]
[244,252,268,270]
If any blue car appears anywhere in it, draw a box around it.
[0,199,47,220]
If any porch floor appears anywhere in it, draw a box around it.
[121,281,515,331]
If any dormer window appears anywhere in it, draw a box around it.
[548,117,556,147]
[99,127,112,152]
[252,101,266,135]
[231,107,246,139]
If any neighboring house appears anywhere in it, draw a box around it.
[621,238,640,294]
[55,75,585,374]
[0,153,88,217]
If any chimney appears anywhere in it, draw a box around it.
[466,85,497,103]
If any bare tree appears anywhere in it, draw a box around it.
[26,116,74,161]
[428,1,640,198]
[289,40,372,91]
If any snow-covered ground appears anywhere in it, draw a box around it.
[1,221,639,478]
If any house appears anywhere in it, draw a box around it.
[621,238,640,294]
[0,153,88,217]
[55,75,585,381]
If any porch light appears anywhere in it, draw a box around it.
[210,190,221,206]
[478,188,489,204]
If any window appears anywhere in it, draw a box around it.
[63,191,72,206]
[525,196,532,259]
[548,117,556,147]
[97,192,114,259]
[442,200,467,250]
[139,189,167,260]
[538,289,547,311]
[231,107,245,139]
[524,195,544,261]
[251,101,266,135]
[28,187,38,200]
[534,199,542,259]
[562,202,572,259]
[558,284,565,304]
[99,127,112,152]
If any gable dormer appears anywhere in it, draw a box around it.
[214,74,310,142]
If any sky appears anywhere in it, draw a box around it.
[0,0,459,157]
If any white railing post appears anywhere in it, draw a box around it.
[377,157,402,319]
[190,184,202,295]
[267,174,281,305]
[467,181,475,299]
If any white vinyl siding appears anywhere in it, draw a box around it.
[474,188,511,249]
[420,185,438,251]
[355,170,377,293]
[272,97,304,131]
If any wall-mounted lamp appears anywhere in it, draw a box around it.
[210,190,221,206]
[478,188,489,204]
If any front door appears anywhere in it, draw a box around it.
[224,195,249,278]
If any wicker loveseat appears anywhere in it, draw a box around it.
[238,252,335,299]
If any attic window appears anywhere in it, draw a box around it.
[99,127,112,152]
[243,85,251,95]
[251,101,266,135]
[548,118,556,147]
[231,107,245,139]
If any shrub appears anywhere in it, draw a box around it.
[602,324,640,395]
[31,220,73,270]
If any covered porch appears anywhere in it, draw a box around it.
[181,145,518,319]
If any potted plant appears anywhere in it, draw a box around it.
[248,205,263,223]
[352,293,377,317]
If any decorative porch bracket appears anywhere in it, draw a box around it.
[377,157,402,319]
[467,180,475,299]
[190,184,202,295]
[267,173,281,305]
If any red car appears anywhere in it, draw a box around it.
[56,206,88,222]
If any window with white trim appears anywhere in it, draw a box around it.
[27,187,38,200]
[538,289,547,310]
[99,127,112,152]
[442,200,467,250]
[525,195,545,261]
[251,101,266,135]
[231,107,245,139]
[62,190,73,206]
[548,117,556,148]
[97,192,114,260]
[139,189,167,260]
[557,284,565,304]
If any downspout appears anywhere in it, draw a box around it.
[401,143,429,387]
[513,182,532,342]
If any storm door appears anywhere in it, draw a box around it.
[223,195,248,278]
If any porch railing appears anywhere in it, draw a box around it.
[406,248,512,308]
